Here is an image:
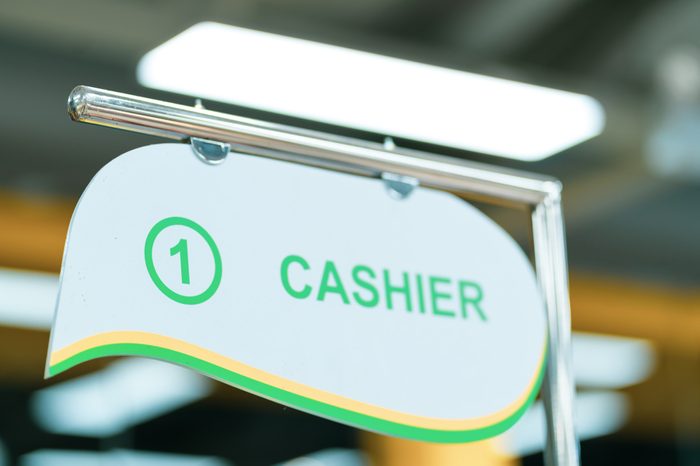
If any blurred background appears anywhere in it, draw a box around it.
[0,1,699,465]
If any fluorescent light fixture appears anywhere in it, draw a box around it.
[20,449,230,466]
[32,358,212,437]
[499,390,629,457]
[572,332,656,389]
[0,267,57,330]
[137,22,605,161]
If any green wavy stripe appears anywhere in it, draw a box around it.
[48,343,546,443]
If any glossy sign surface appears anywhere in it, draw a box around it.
[47,143,547,442]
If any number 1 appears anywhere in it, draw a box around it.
[170,238,190,285]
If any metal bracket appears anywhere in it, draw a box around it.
[383,136,397,151]
[381,172,419,200]
[380,136,418,199]
[190,137,230,165]
[68,86,580,466]
[189,98,229,164]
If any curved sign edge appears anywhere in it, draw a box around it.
[45,143,548,443]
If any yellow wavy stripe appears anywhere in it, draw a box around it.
[50,331,545,431]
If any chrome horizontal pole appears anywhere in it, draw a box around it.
[68,85,560,205]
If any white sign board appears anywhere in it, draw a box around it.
[47,143,547,443]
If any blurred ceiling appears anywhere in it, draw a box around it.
[0,0,699,285]
[1,2,699,464]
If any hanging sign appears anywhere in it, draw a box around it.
[46,143,547,443]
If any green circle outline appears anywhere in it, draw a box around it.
[144,216,222,305]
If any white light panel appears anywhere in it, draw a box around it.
[138,22,605,161]
[32,358,212,437]
[0,267,57,330]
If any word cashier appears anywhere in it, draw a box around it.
[280,254,487,321]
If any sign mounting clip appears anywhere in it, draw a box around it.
[189,98,230,164]
[190,137,230,165]
[380,137,419,199]
[381,172,419,200]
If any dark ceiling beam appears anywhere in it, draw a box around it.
[369,0,469,44]
[505,0,662,74]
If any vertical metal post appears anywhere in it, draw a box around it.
[532,190,579,466]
